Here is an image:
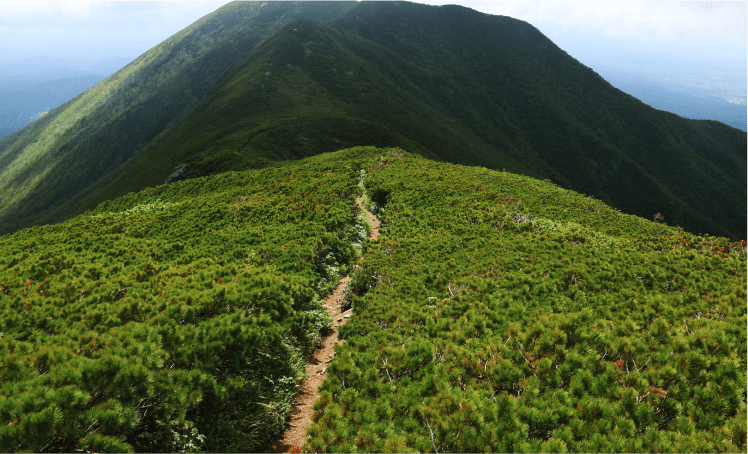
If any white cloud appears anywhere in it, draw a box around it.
[0,0,743,67]
[0,1,231,60]
[0,0,111,18]
[458,1,746,49]
[0,0,230,20]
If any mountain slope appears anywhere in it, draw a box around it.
[90,9,748,239]
[91,18,530,202]
[313,148,746,453]
[0,75,109,135]
[1,147,744,452]
[0,2,744,240]
[327,3,746,238]
[0,1,356,234]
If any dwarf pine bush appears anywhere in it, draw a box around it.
[0,146,744,453]
[0,149,374,452]
[310,148,747,453]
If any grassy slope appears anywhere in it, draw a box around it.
[0,149,372,452]
[330,2,746,239]
[90,5,745,241]
[309,149,746,452]
[0,147,744,452]
[0,2,356,235]
[89,19,526,205]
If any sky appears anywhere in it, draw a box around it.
[0,0,744,65]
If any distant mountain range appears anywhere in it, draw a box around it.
[0,56,134,138]
[590,59,746,132]
[0,1,744,239]
[0,76,106,133]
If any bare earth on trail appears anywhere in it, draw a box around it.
[360,196,380,242]
[265,197,379,452]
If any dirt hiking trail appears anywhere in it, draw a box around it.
[265,196,379,452]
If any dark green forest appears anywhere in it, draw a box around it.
[0,2,745,241]
[0,148,744,452]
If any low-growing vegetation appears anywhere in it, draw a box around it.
[0,147,744,452]
[309,148,747,452]
[0,150,374,452]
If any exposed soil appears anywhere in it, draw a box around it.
[265,196,379,453]
[360,196,380,241]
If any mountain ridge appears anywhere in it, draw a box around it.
[0,1,356,233]
[0,1,744,239]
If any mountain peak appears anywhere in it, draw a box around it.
[0,1,744,239]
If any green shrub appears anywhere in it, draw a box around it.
[0,149,371,452]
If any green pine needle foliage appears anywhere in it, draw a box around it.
[0,146,744,452]
[0,149,374,452]
[311,148,746,453]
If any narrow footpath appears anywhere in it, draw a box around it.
[266,196,379,453]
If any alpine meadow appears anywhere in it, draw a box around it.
[0,2,745,453]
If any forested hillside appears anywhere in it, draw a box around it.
[0,2,356,236]
[0,147,744,452]
[0,2,744,240]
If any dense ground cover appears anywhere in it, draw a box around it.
[0,151,373,452]
[309,149,747,452]
[0,146,744,452]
